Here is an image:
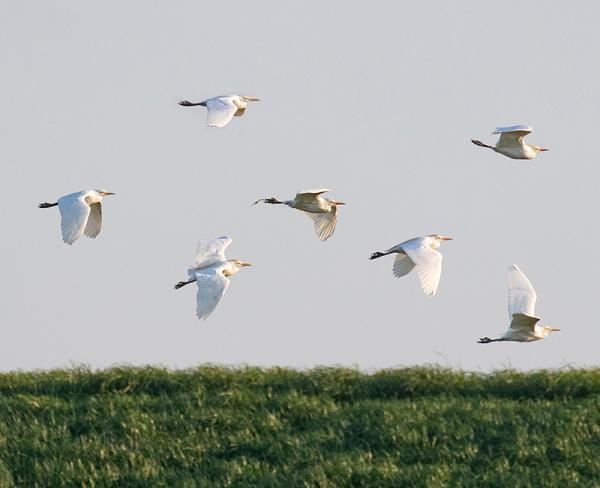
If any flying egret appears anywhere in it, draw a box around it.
[178,95,260,128]
[174,236,251,320]
[369,234,453,296]
[253,189,345,241]
[478,265,560,343]
[471,125,549,159]
[38,190,115,245]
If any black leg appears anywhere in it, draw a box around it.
[252,197,282,205]
[174,279,195,290]
[471,140,493,149]
[179,100,206,107]
[369,251,391,260]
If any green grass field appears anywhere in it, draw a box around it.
[0,366,598,487]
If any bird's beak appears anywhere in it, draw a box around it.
[333,200,346,205]
[103,192,116,196]
[549,327,561,332]
[242,262,252,267]
[539,147,550,152]
[439,236,453,241]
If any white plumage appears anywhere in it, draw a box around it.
[193,237,231,269]
[38,190,115,245]
[507,264,537,318]
[253,189,345,241]
[478,265,560,343]
[174,237,251,320]
[471,125,549,159]
[370,234,453,296]
[178,95,260,128]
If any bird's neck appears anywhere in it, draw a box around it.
[223,261,241,277]
[232,97,246,109]
[85,192,103,205]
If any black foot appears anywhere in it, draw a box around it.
[178,100,193,106]
[477,337,493,344]
[174,282,187,290]
[369,252,384,260]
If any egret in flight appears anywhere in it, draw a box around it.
[253,189,345,241]
[178,95,260,128]
[369,234,453,296]
[479,265,560,343]
[174,236,251,320]
[38,190,115,245]
[471,125,549,159]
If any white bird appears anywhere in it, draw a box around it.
[253,189,345,241]
[369,234,453,296]
[471,125,549,159]
[174,236,251,320]
[38,190,115,245]
[478,265,560,343]
[178,95,260,128]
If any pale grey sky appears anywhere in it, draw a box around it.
[1,1,599,371]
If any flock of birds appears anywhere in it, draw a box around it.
[39,95,558,344]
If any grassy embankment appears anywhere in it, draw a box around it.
[0,366,598,487]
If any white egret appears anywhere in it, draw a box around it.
[178,95,260,128]
[369,234,453,296]
[174,236,251,320]
[479,265,560,343]
[38,190,115,245]
[253,189,345,241]
[471,125,549,159]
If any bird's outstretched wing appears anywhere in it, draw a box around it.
[206,97,238,127]
[84,202,102,238]
[295,189,331,204]
[303,206,338,241]
[194,267,230,320]
[392,253,416,278]
[493,125,533,147]
[57,193,91,245]
[401,238,443,296]
[194,237,232,268]
[493,125,533,134]
[507,313,541,341]
[507,264,537,319]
